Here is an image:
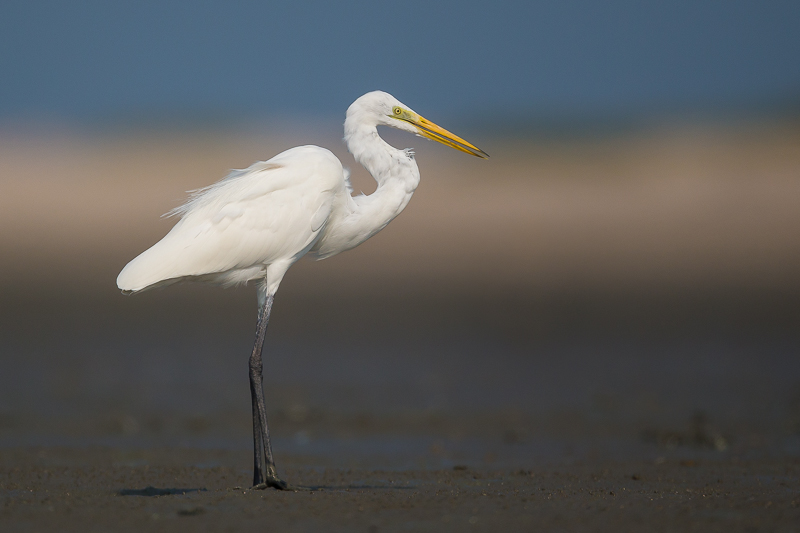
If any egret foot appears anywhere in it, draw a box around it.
[252,477,310,491]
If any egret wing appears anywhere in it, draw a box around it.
[117,146,344,292]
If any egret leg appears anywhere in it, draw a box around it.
[248,292,291,490]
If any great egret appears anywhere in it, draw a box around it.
[117,91,488,490]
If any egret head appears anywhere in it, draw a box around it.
[346,91,489,159]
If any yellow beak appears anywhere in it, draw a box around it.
[392,112,489,159]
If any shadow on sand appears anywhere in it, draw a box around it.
[118,486,208,497]
[118,484,414,496]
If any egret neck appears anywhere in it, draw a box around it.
[312,110,421,258]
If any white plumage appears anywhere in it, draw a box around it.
[116,91,487,490]
[117,146,344,294]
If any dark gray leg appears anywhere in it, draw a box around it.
[248,293,290,490]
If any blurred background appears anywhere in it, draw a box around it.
[0,1,799,468]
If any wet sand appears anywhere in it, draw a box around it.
[1,121,800,530]
[2,447,799,532]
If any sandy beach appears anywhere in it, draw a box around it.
[1,119,799,531]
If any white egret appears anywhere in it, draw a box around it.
[117,91,488,490]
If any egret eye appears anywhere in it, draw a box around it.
[393,106,402,116]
